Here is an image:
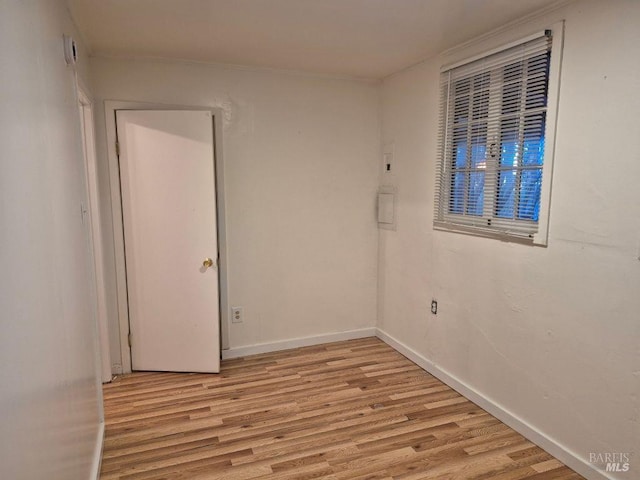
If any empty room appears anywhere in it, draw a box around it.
[1,0,638,479]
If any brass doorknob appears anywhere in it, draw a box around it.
[203,257,214,269]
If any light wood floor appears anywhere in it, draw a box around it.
[100,337,584,480]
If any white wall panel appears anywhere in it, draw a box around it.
[89,57,380,364]
[378,1,640,478]
[0,1,102,479]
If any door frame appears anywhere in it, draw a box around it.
[105,101,229,374]
[77,83,112,384]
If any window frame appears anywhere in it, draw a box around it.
[434,23,564,246]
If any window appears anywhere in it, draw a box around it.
[434,27,562,245]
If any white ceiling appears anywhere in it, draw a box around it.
[68,0,564,79]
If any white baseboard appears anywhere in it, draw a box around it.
[221,327,376,359]
[90,421,105,480]
[375,328,611,480]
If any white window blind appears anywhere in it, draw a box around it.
[434,29,561,243]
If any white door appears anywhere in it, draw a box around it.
[117,110,220,373]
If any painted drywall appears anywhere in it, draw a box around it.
[0,1,103,479]
[378,0,639,479]
[89,58,380,369]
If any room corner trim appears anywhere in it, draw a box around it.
[375,328,612,480]
[221,328,377,359]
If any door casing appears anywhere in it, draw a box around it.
[78,86,112,384]
[104,101,229,374]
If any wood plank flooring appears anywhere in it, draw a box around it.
[100,337,584,480]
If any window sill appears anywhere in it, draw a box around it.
[433,221,547,246]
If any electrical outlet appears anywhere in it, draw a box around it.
[231,306,243,323]
[431,300,438,315]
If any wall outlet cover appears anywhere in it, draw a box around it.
[231,306,243,323]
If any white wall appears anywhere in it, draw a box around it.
[0,1,103,479]
[89,58,380,367]
[378,1,639,479]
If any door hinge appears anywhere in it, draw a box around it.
[128,332,132,348]
[115,141,120,156]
